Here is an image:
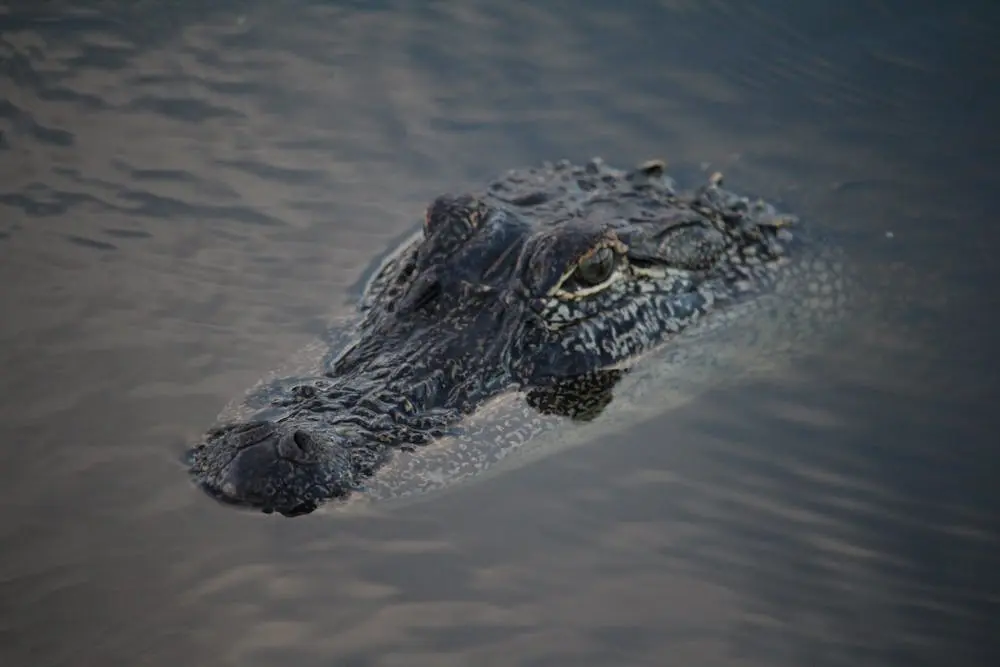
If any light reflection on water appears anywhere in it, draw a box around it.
[0,1,997,665]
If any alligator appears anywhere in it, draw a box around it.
[187,157,847,517]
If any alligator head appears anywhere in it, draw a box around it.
[188,163,795,515]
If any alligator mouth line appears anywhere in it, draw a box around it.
[201,482,318,517]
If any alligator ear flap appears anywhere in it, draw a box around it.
[524,369,626,423]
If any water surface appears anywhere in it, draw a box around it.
[0,2,997,665]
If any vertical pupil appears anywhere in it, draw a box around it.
[581,247,613,284]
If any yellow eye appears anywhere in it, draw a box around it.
[575,246,616,285]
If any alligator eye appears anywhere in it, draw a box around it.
[575,246,616,286]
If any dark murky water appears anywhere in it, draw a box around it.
[1,1,998,665]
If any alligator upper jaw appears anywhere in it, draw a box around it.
[190,419,356,517]
[201,479,319,517]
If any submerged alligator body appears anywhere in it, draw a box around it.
[188,157,847,516]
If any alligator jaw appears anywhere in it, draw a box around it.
[189,420,356,516]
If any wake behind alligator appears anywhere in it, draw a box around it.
[187,157,849,517]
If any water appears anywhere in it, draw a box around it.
[1,1,997,665]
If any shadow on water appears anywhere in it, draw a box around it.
[0,1,998,665]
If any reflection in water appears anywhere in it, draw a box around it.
[0,1,997,665]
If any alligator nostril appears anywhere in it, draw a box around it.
[292,430,312,450]
[274,429,313,461]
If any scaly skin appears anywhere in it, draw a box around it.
[187,157,846,516]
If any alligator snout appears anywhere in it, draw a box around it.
[190,420,355,517]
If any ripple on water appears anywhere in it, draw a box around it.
[0,1,996,666]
